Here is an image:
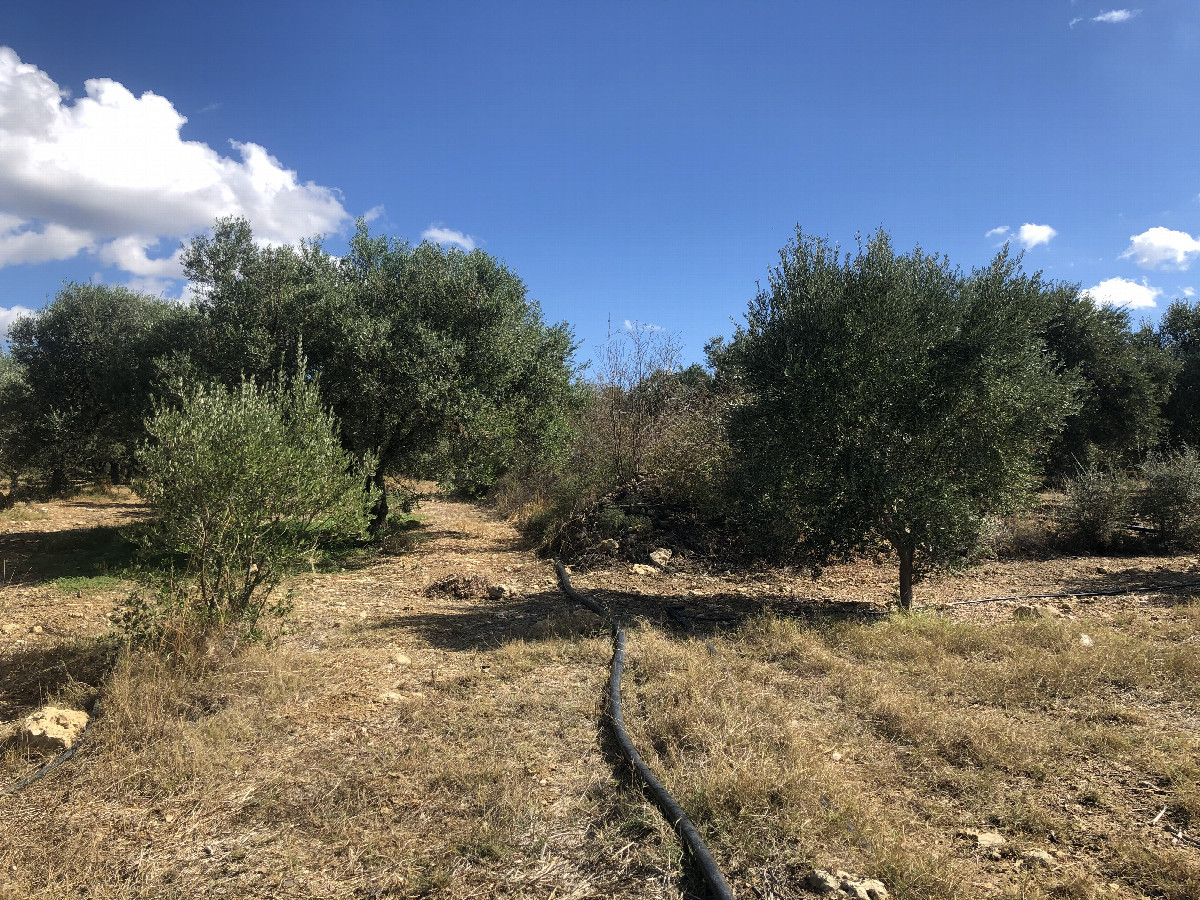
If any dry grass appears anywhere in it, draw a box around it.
[2,493,1199,899]
[617,606,1200,899]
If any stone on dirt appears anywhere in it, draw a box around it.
[488,583,520,600]
[19,706,89,751]
[597,538,619,554]
[630,563,658,577]
[805,869,888,899]
[1012,604,1062,620]
[648,547,673,568]
[1022,849,1056,868]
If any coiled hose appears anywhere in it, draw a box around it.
[554,560,736,900]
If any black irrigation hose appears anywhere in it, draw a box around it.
[554,560,736,900]
[930,578,1200,609]
[0,695,101,798]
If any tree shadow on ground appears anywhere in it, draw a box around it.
[1057,564,1200,606]
[0,524,150,585]
[0,636,115,722]
[375,581,886,654]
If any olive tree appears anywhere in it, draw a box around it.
[6,282,198,490]
[726,229,1080,608]
[137,370,375,640]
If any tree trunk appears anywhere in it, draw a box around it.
[367,470,388,537]
[110,459,122,486]
[897,541,915,610]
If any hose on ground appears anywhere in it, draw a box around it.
[554,560,736,900]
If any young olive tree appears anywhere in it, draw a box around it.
[726,229,1080,608]
[137,371,376,640]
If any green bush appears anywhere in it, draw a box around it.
[1061,466,1133,549]
[1139,447,1200,547]
[135,371,376,643]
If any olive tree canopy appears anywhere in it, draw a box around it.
[726,229,1080,607]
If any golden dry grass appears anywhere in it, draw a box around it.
[1,492,1198,899]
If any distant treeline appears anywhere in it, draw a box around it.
[0,217,579,529]
[3,223,1200,602]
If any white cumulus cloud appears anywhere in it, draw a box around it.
[1119,227,1200,270]
[986,226,1010,238]
[1181,286,1196,298]
[1017,223,1057,249]
[421,225,476,252]
[1084,277,1162,309]
[1093,9,1138,23]
[0,46,349,283]
[0,304,35,340]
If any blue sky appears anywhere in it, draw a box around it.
[2,1,1198,365]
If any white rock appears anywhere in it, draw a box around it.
[488,584,520,600]
[631,564,658,577]
[649,548,673,568]
[1080,634,1094,646]
[1022,849,1055,868]
[393,652,412,666]
[19,707,90,751]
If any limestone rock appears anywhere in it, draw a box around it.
[631,563,658,577]
[974,832,1007,850]
[1022,849,1055,868]
[393,652,412,666]
[488,584,520,600]
[804,869,842,894]
[19,706,89,751]
[1013,604,1061,621]
[648,548,673,568]
[597,538,620,555]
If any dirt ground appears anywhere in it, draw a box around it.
[1,491,1197,898]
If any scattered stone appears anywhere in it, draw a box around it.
[648,548,673,568]
[18,706,90,751]
[631,563,658,577]
[597,538,620,555]
[1080,634,1095,646]
[31,625,43,635]
[804,869,842,894]
[975,832,1006,851]
[378,692,403,703]
[1021,849,1055,868]
[393,652,412,666]
[488,584,521,600]
[1,623,16,634]
[830,750,843,762]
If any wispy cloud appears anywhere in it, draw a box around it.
[1093,9,1138,23]
[1017,223,1057,249]
[1084,276,1162,309]
[1069,16,1083,27]
[198,102,222,114]
[985,225,1010,238]
[624,319,664,331]
[421,225,476,252]
[1120,227,1200,270]
[0,46,348,284]
[363,205,385,224]
[1181,286,1196,298]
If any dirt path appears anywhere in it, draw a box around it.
[0,496,689,899]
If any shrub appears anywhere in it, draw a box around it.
[135,371,376,643]
[1140,447,1200,547]
[1061,466,1133,549]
